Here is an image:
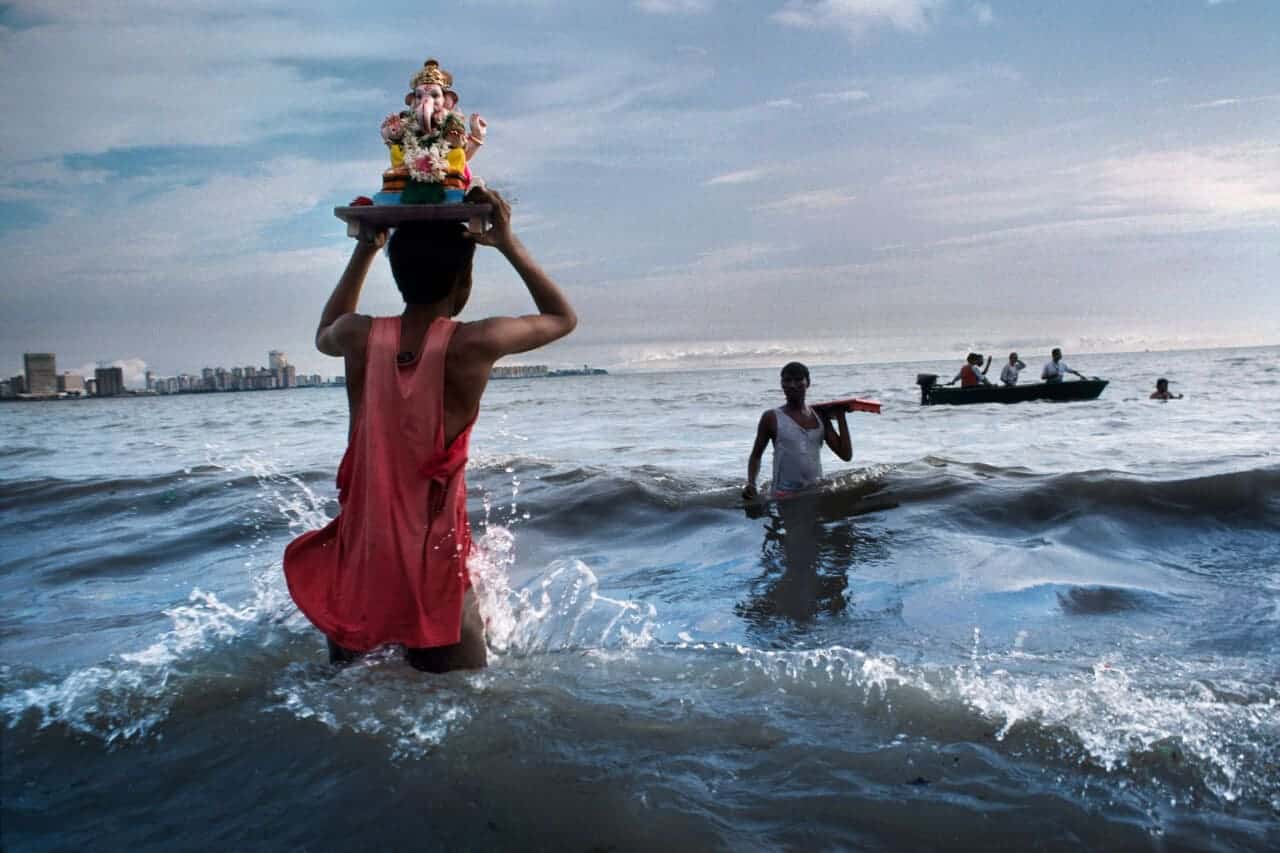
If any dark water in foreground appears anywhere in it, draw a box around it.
[2,347,1279,850]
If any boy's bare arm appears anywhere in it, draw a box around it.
[316,235,385,356]
[461,188,577,362]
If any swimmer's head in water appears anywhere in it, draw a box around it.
[387,221,476,312]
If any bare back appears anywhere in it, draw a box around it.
[340,315,517,447]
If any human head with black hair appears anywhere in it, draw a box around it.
[780,361,810,407]
[780,361,810,384]
[386,220,476,313]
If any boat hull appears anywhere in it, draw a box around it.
[921,379,1108,406]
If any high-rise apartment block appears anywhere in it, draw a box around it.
[23,353,57,396]
[94,366,125,397]
[57,372,85,394]
[269,350,288,371]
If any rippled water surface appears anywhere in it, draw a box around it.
[3,346,1278,850]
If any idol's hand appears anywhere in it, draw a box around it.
[469,113,487,141]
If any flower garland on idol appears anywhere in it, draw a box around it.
[381,110,450,184]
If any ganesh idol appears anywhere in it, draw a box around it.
[375,58,488,205]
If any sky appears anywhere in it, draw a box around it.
[1,0,1278,383]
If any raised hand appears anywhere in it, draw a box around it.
[463,186,514,250]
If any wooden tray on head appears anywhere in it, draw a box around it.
[334,203,493,242]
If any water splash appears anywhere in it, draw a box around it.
[469,525,657,657]
[1,589,263,743]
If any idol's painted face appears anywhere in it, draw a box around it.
[413,84,445,127]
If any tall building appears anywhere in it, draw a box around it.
[23,353,57,396]
[94,366,125,397]
[269,350,288,371]
[145,370,155,391]
[57,372,85,395]
[283,364,297,388]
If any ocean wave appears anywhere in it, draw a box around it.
[672,642,1280,809]
[0,445,53,461]
[477,457,1280,534]
[886,459,1280,528]
[0,466,335,523]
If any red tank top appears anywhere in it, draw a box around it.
[961,364,982,387]
[283,316,473,651]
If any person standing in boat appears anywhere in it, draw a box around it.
[742,362,852,500]
[947,353,992,387]
[1041,348,1087,383]
[1000,352,1026,386]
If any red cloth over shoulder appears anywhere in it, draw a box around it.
[283,316,474,651]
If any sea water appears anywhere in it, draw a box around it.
[2,346,1277,850]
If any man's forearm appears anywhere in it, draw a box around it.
[319,243,379,333]
[500,237,576,324]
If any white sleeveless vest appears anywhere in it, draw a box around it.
[771,406,823,493]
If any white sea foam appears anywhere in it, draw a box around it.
[269,654,481,760]
[1,588,266,742]
[469,525,658,657]
[1,451,322,743]
[717,642,1278,805]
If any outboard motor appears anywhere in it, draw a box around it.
[916,373,938,406]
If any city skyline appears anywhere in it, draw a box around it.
[1,2,1277,374]
[1,348,342,398]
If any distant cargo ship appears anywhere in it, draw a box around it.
[490,364,608,380]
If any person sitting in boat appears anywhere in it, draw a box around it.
[742,362,852,500]
[1041,348,1086,383]
[946,353,992,387]
[999,352,1026,386]
[1150,378,1182,400]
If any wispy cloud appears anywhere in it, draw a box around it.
[705,167,774,186]
[1189,93,1280,109]
[814,88,872,103]
[750,187,859,213]
[633,0,714,13]
[773,0,947,39]
[901,142,1280,247]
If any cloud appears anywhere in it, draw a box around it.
[814,88,872,103]
[0,8,403,164]
[1189,93,1280,109]
[750,187,859,213]
[705,167,774,186]
[633,0,714,13]
[689,242,798,271]
[899,142,1280,251]
[74,357,149,389]
[773,0,947,38]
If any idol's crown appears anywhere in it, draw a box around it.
[410,58,453,90]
